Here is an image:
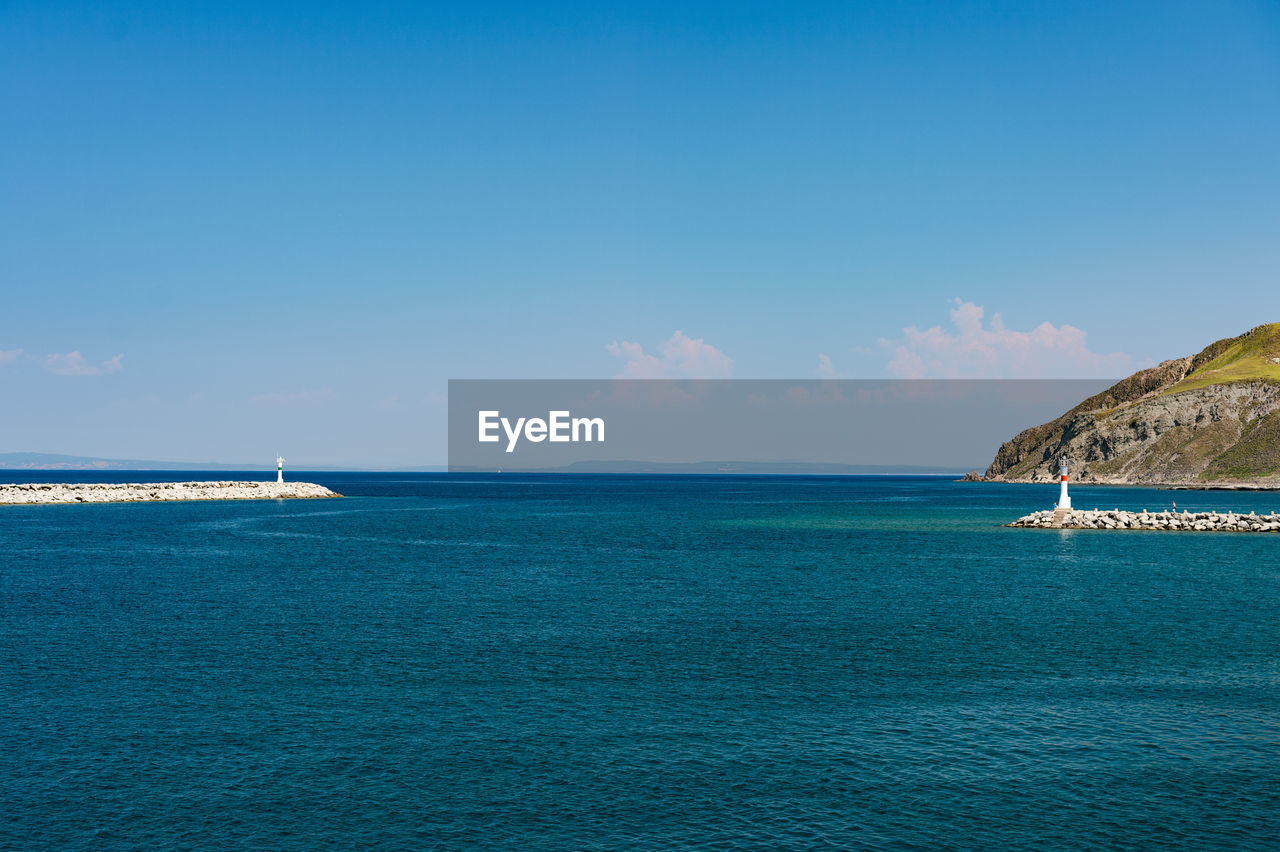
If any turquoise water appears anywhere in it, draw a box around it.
[3,474,1279,849]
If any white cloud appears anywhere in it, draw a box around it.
[0,348,21,365]
[46,351,124,376]
[816,353,840,379]
[251,389,338,407]
[882,299,1132,379]
[606,330,734,379]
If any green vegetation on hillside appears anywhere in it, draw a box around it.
[1201,409,1280,480]
[1167,323,1280,394]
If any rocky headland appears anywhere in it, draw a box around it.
[0,481,341,505]
[984,323,1280,487]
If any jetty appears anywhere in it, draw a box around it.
[1007,456,1280,531]
[1009,508,1280,532]
[0,481,340,505]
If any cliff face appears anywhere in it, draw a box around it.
[986,324,1280,485]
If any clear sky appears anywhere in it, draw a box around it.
[3,1,1279,466]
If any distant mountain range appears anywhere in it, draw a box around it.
[0,453,970,475]
[0,453,372,471]
[457,461,977,475]
[986,323,1280,485]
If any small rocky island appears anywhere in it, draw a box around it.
[1009,508,1280,532]
[0,481,340,505]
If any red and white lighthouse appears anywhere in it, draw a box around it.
[1057,456,1072,510]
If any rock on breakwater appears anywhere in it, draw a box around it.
[1009,507,1280,532]
[0,481,341,505]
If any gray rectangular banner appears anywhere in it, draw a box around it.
[448,379,1111,473]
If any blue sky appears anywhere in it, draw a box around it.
[2,1,1279,466]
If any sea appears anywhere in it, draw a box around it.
[2,473,1278,850]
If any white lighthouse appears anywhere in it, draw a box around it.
[1057,456,1071,510]
[276,455,285,484]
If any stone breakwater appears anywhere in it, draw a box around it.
[0,481,341,505]
[1009,508,1280,532]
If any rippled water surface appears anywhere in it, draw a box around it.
[3,473,1279,849]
